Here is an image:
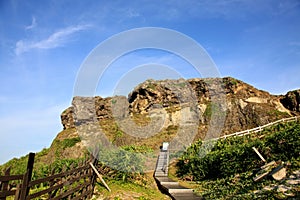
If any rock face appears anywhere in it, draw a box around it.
[60,77,299,140]
[280,89,300,113]
[61,96,113,130]
[61,107,75,130]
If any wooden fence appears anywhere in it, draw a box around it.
[0,153,98,200]
[219,116,300,139]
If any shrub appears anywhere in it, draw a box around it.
[176,121,300,181]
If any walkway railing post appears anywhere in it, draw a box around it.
[19,153,35,200]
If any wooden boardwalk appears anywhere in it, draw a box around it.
[154,150,202,200]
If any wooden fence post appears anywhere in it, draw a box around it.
[89,162,111,192]
[252,147,266,162]
[19,153,35,200]
[88,149,99,199]
[0,167,11,200]
[14,184,21,200]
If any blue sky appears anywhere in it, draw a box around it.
[0,0,300,164]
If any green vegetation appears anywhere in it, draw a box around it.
[132,113,151,126]
[93,178,170,200]
[224,77,239,86]
[0,149,86,180]
[0,154,29,175]
[146,83,157,90]
[0,111,179,199]
[99,118,178,150]
[111,99,117,104]
[61,137,81,149]
[0,143,161,198]
[122,145,154,154]
[203,102,226,120]
[175,121,300,199]
[267,109,290,118]
[96,145,145,182]
[230,79,238,85]
[2,98,299,199]
[174,82,187,88]
[51,136,81,157]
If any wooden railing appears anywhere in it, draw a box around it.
[0,153,98,200]
[0,167,23,199]
[219,116,300,139]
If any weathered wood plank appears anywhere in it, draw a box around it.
[27,172,91,199]
[14,184,21,200]
[253,171,269,182]
[27,181,64,199]
[50,182,90,200]
[0,190,16,198]
[0,153,98,200]
[0,175,24,182]
[90,162,111,192]
[28,164,89,187]
[252,147,266,162]
[71,189,93,200]
[0,167,11,200]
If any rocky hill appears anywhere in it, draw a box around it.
[54,77,300,161]
[1,77,299,199]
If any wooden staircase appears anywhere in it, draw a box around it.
[154,149,202,200]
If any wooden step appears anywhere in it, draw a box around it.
[162,184,193,193]
[155,173,167,177]
[171,192,203,200]
[154,149,203,199]
[155,177,179,185]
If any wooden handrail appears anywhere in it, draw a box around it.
[218,116,299,140]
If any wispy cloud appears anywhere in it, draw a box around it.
[25,16,37,30]
[15,24,91,55]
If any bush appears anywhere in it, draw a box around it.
[176,121,300,181]
[61,137,81,149]
[97,146,145,182]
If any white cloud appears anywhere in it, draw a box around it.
[25,16,37,30]
[125,8,140,18]
[15,24,91,55]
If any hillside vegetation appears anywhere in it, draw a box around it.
[1,120,299,199]
[174,120,300,199]
[1,77,299,199]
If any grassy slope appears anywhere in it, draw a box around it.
[171,120,300,199]
[0,118,173,199]
[0,127,87,177]
[1,117,299,199]
[92,173,171,200]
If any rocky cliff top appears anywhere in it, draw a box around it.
[57,77,299,160]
